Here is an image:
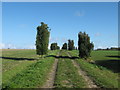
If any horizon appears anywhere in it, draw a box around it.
[1,2,118,49]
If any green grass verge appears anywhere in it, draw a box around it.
[68,50,118,88]
[2,49,59,88]
[3,57,55,88]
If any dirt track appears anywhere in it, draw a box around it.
[67,52,98,88]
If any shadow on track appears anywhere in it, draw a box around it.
[46,55,79,59]
[1,57,35,61]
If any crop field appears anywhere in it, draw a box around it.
[1,49,119,88]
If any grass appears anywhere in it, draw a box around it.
[91,50,119,61]
[68,50,118,88]
[2,49,59,88]
[4,57,54,88]
[2,49,119,88]
[54,50,87,88]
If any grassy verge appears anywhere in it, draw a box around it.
[54,50,87,88]
[3,60,36,87]
[68,50,118,88]
[2,49,59,88]
[3,57,55,88]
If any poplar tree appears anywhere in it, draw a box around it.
[50,43,58,50]
[78,32,94,58]
[57,46,60,50]
[68,39,74,50]
[62,43,67,50]
[36,22,50,55]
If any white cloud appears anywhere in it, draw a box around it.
[0,43,16,49]
[94,32,101,37]
[75,11,84,17]
[50,37,59,43]
[50,37,68,43]
[0,43,5,49]
[19,24,28,28]
[27,45,36,49]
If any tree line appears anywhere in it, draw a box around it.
[36,22,94,59]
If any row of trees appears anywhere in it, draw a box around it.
[51,39,76,50]
[35,22,94,59]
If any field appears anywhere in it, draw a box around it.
[1,49,119,88]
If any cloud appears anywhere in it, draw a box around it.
[19,24,28,28]
[50,37,59,42]
[75,11,85,17]
[50,37,68,43]
[61,38,68,42]
[27,45,36,49]
[0,43,16,49]
[0,43,5,49]
[94,32,101,37]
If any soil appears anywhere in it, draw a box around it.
[67,52,98,88]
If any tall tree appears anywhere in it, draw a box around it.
[57,46,60,50]
[36,22,50,55]
[78,32,94,58]
[68,39,74,50]
[50,43,58,50]
[62,43,67,50]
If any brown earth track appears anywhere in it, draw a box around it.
[67,52,98,88]
[41,52,59,88]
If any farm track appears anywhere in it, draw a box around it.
[41,52,59,88]
[67,52,98,88]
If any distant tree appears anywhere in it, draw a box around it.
[50,43,57,50]
[62,43,67,50]
[50,43,60,50]
[78,32,94,58]
[68,39,74,50]
[75,47,77,50]
[57,46,60,50]
[106,48,109,50]
[36,22,50,55]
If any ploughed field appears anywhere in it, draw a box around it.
[2,49,119,88]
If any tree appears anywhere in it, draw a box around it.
[50,43,60,50]
[78,32,94,58]
[50,43,57,50]
[75,47,77,50]
[62,43,67,50]
[57,46,60,50]
[36,22,50,55]
[68,39,74,50]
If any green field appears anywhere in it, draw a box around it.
[1,49,119,88]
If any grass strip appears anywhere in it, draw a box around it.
[54,50,87,88]
[3,57,55,88]
[69,50,118,88]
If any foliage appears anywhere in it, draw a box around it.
[36,22,50,55]
[50,43,60,50]
[57,46,60,50]
[62,43,67,50]
[68,39,74,50]
[78,32,94,58]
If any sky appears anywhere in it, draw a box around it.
[1,2,118,49]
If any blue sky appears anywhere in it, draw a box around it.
[1,2,118,49]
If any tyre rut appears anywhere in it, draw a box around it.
[67,52,98,88]
[41,52,59,88]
